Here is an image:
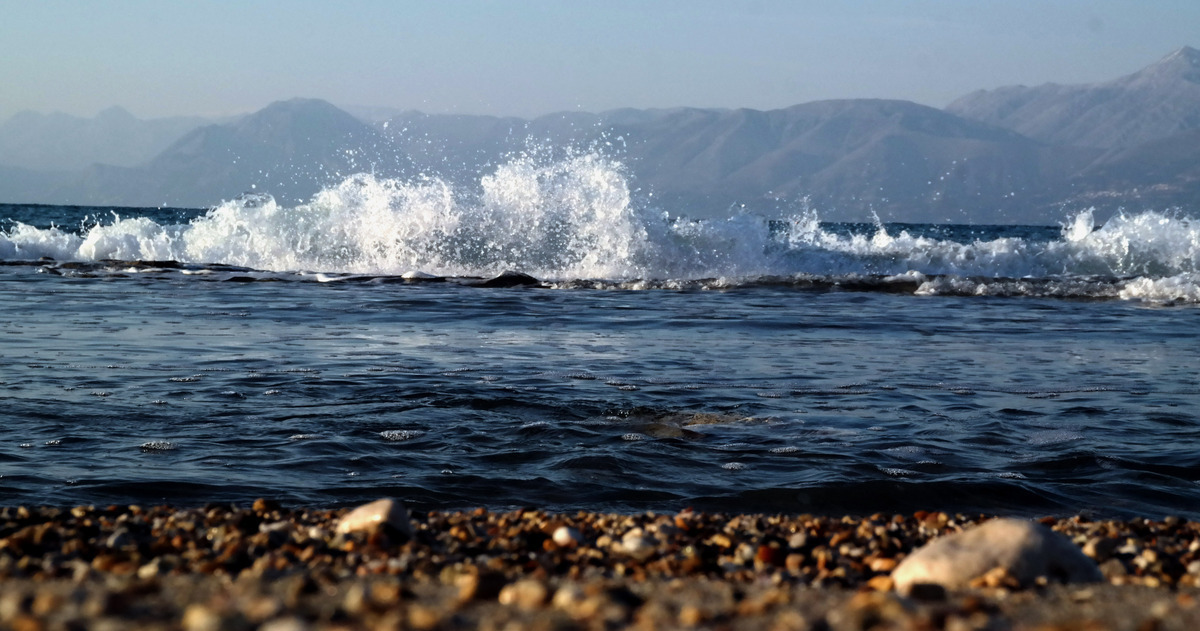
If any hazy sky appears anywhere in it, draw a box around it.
[2,0,1197,121]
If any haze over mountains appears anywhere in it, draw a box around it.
[2,47,1198,223]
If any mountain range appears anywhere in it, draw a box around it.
[2,47,1198,223]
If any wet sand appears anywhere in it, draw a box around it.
[2,502,1199,630]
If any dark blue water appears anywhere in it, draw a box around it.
[2,214,1199,518]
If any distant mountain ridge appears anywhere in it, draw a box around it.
[1,47,1198,223]
[127,98,405,206]
[947,46,1200,149]
[0,107,224,171]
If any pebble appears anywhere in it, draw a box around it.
[618,527,657,559]
[497,579,548,610]
[334,498,412,538]
[891,518,1102,594]
[552,525,583,548]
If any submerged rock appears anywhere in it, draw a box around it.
[891,518,1102,594]
[610,408,752,439]
[479,270,542,288]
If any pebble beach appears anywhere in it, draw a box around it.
[3,501,1200,630]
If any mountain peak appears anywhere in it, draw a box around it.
[97,106,136,122]
[1137,45,1200,83]
[1164,45,1200,61]
[232,98,365,136]
[257,98,342,115]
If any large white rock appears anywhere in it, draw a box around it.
[891,518,1102,594]
[336,498,413,537]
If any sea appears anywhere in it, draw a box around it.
[2,153,1200,520]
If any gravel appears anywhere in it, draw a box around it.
[2,501,1199,630]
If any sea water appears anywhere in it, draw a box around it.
[2,153,1199,519]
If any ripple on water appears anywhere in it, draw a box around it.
[1027,430,1085,446]
[980,471,1028,479]
[878,466,918,476]
[140,441,176,452]
[883,445,929,461]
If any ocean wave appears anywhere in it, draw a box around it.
[3,153,1200,302]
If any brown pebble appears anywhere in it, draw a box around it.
[182,604,222,631]
[29,592,62,617]
[968,567,1016,589]
[867,575,895,592]
[785,553,806,574]
[828,591,917,630]
[407,604,441,631]
[869,557,898,572]
[678,603,705,626]
[499,579,549,610]
[10,615,43,631]
[456,570,507,603]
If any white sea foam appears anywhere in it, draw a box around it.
[4,153,1200,301]
[380,429,424,441]
[1119,273,1200,303]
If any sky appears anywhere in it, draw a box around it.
[1,0,1198,122]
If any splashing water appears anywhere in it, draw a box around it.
[182,152,658,278]
[3,152,1200,300]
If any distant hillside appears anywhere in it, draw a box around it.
[0,165,70,205]
[0,107,216,171]
[385,100,1094,223]
[64,99,407,207]
[1070,129,1200,206]
[947,47,1200,149]
[612,100,1092,222]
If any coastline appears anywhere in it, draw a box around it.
[2,502,1198,630]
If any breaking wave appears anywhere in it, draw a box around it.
[2,152,1200,302]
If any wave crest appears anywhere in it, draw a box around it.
[3,152,1200,302]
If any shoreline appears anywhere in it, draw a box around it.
[2,502,1199,629]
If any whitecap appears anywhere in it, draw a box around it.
[380,429,423,441]
[288,434,319,441]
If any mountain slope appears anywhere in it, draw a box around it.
[947,47,1200,149]
[632,100,1096,222]
[1068,128,1200,206]
[74,98,406,207]
[0,107,214,171]
[379,99,1086,221]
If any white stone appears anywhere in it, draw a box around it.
[891,518,1102,594]
[618,527,657,560]
[553,525,583,548]
[336,498,413,537]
